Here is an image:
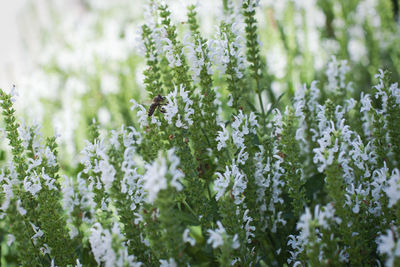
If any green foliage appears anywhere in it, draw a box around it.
[0,0,400,266]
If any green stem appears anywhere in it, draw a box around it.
[183,200,196,217]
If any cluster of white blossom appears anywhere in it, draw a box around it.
[377,227,400,267]
[81,139,116,191]
[216,123,230,151]
[207,221,239,250]
[210,21,246,79]
[163,84,194,129]
[132,99,164,129]
[242,209,255,244]
[383,168,400,208]
[293,81,320,153]
[61,173,96,238]
[232,110,258,149]
[159,258,177,267]
[143,148,184,203]
[214,158,248,205]
[261,110,287,232]
[89,222,140,267]
[182,228,196,246]
[183,34,213,84]
[288,204,342,265]
[325,56,352,92]
[0,164,18,217]
[30,222,44,245]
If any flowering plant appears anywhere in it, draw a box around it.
[1,0,400,266]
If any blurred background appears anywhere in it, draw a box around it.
[0,0,399,163]
[0,0,25,89]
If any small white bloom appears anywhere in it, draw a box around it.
[232,234,240,249]
[143,156,167,203]
[7,234,15,246]
[183,228,196,246]
[377,228,400,267]
[30,222,44,245]
[50,258,58,267]
[24,172,42,196]
[164,88,179,125]
[207,221,226,249]
[227,94,233,107]
[384,169,400,207]
[16,199,27,216]
[40,244,51,255]
[130,99,148,128]
[160,258,177,267]
[243,209,255,243]
[167,149,184,191]
[214,165,231,200]
[216,123,229,151]
[237,146,249,165]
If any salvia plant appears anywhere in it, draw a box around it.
[1,0,400,266]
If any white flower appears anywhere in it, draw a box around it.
[242,209,255,243]
[242,0,260,12]
[211,22,246,78]
[326,56,350,91]
[89,223,116,267]
[41,168,57,191]
[164,88,179,125]
[163,37,182,68]
[183,228,196,246]
[44,147,57,167]
[384,169,400,207]
[389,82,400,104]
[143,149,184,203]
[248,112,258,133]
[237,146,249,165]
[183,35,205,84]
[143,156,167,203]
[24,172,42,196]
[360,93,372,113]
[40,244,51,255]
[227,94,233,107]
[232,234,240,249]
[231,163,247,205]
[160,258,177,267]
[10,84,18,103]
[50,258,58,267]
[130,99,149,128]
[377,228,400,267]
[180,85,194,126]
[207,221,226,249]
[7,234,15,246]
[0,170,16,212]
[16,199,27,216]
[167,149,184,191]
[297,207,312,240]
[216,123,229,151]
[214,166,231,200]
[98,159,116,191]
[30,222,44,245]
[232,110,250,149]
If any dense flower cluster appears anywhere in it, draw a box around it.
[0,0,400,266]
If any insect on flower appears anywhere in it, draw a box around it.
[148,94,167,116]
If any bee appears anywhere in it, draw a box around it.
[148,94,167,116]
